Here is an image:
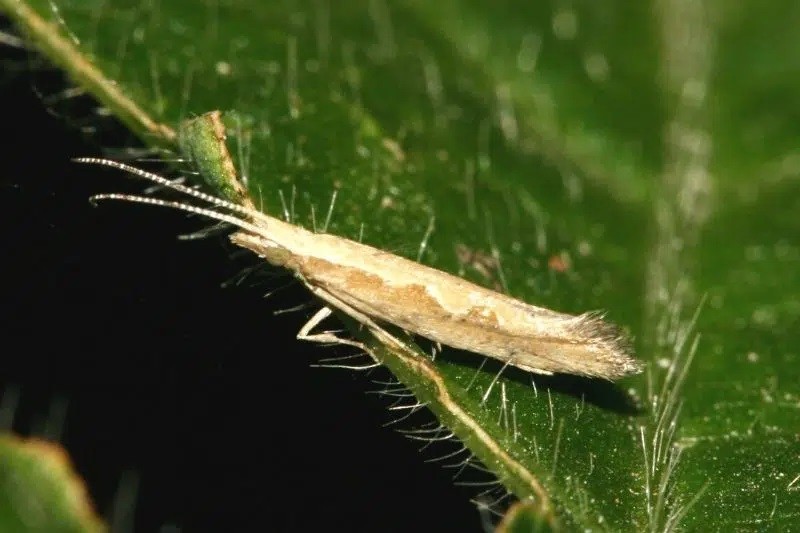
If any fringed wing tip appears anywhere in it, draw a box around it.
[574,311,643,379]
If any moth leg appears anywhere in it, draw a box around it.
[299,282,414,361]
[296,305,369,352]
[513,362,554,376]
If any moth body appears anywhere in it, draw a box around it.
[77,147,642,380]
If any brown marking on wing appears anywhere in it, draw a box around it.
[302,257,445,308]
[386,283,441,307]
[463,306,501,328]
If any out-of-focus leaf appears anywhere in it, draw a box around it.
[0,435,104,533]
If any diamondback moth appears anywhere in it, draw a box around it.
[78,111,642,380]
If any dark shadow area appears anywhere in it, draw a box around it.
[524,371,643,415]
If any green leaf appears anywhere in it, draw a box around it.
[0,435,105,533]
[497,500,555,533]
[3,0,799,529]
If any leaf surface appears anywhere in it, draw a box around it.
[3,0,799,528]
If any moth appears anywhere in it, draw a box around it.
[77,112,642,380]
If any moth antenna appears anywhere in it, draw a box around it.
[75,158,272,226]
[89,193,267,238]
